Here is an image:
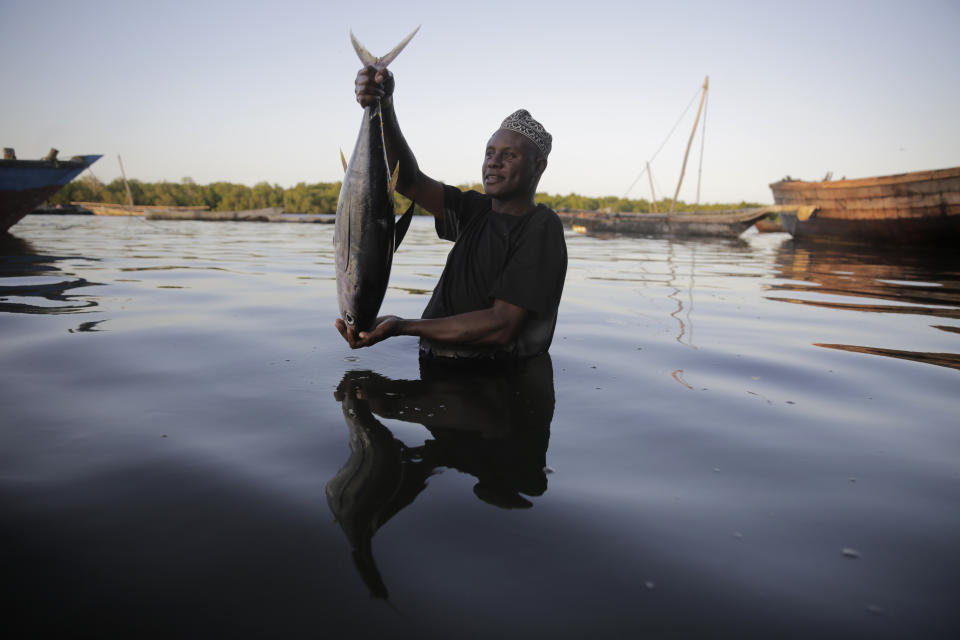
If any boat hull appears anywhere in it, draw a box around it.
[0,155,101,232]
[770,167,960,244]
[557,208,772,238]
[71,202,210,216]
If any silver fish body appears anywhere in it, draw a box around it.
[335,28,418,332]
[335,104,399,331]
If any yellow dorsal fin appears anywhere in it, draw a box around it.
[388,161,400,196]
[340,149,348,173]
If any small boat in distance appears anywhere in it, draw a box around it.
[557,207,775,238]
[71,202,210,216]
[560,76,789,239]
[769,167,960,244]
[0,148,101,232]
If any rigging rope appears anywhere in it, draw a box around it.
[622,85,703,199]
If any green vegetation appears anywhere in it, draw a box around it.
[51,175,762,214]
[52,176,341,214]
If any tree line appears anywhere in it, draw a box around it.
[51,176,343,214]
[50,175,761,214]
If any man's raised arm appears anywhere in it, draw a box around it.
[355,66,445,218]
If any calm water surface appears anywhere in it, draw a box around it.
[2,215,958,638]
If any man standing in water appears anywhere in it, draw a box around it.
[335,65,567,360]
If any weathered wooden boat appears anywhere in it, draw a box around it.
[71,201,210,216]
[578,76,775,238]
[754,216,785,233]
[769,167,960,244]
[0,148,100,232]
[144,207,334,223]
[558,207,776,238]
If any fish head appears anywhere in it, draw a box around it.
[342,309,359,330]
[338,295,384,334]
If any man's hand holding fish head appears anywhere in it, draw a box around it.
[336,315,401,349]
[355,66,394,108]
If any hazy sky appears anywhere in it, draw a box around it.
[3,0,958,203]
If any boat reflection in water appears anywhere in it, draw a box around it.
[0,233,101,317]
[326,354,555,599]
[768,239,960,370]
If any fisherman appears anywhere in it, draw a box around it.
[335,65,567,360]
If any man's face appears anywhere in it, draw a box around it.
[482,130,543,200]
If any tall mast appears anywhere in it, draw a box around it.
[670,75,709,215]
[118,155,134,212]
[646,161,658,213]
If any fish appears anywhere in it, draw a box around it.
[325,370,432,599]
[335,27,420,332]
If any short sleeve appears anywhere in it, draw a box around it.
[439,185,487,242]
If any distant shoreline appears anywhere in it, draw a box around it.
[47,176,764,216]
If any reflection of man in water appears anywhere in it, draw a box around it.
[326,354,555,598]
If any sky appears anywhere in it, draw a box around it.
[2,0,958,204]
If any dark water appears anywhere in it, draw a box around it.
[2,215,958,639]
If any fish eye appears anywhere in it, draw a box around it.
[344,312,355,326]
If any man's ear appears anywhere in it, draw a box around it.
[535,155,547,177]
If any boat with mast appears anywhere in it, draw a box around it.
[558,77,782,238]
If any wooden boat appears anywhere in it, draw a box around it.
[144,207,334,223]
[558,207,775,238]
[71,201,210,216]
[69,155,212,217]
[754,217,785,233]
[0,148,100,232]
[769,167,960,244]
[566,76,777,239]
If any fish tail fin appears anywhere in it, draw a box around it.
[349,30,377,67]
[350,26,420,69]
[377,25,420,68]
[394,200,415,249]
[340,148,348,173]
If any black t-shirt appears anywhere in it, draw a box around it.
[419,185,567,359]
